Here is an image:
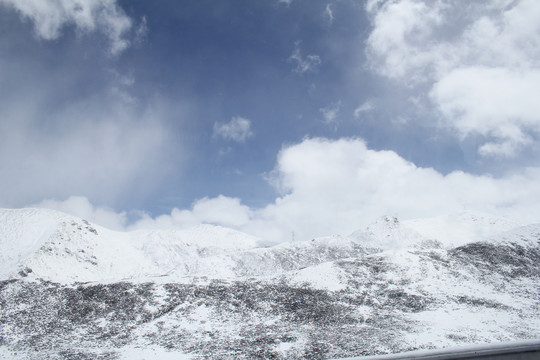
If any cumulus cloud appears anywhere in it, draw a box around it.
[0,0,134,55]
[241,138,540,242]
[365,0,540,157]
[58,138,540,245]
[289,44,322,74]
[213,117,254,143]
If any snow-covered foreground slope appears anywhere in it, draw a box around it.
[1,208,539,359]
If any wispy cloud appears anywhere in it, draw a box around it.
[320,101,341,129]
[325,4,334,25]
[0,0,135,55]
[134,15,148,45]
[213,117,254,143]
[0,100,175,208]
[0,59,182,208]
[354,100,374,118]
[289,43,322,74]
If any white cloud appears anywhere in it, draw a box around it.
[365,0,540,157]
[354,100,374,118]
[278,0,292,6]
[0,0,134,55]
[213,117,253,143]
[59,138,540,245]
[289,44,322,74]
[190,196,251,227]
[133,195,252,230]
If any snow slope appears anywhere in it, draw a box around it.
[0,208,72,279]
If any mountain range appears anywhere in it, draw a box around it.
[1,208,539,359]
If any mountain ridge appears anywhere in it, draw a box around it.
[1,208,531,284]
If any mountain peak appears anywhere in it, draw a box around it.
[366,215,401,232]
[349,215,430,251]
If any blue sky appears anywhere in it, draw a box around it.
[1,0,540,242]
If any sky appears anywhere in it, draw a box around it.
[1,0,540,243]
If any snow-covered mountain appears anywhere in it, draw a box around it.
[0,208,262,283]
[1,208,539,359]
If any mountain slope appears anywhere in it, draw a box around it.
[0,208,539,359]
